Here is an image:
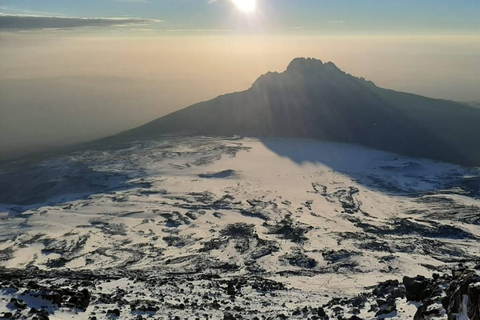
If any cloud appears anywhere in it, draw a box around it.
[0,13,161,30]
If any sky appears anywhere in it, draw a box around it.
[1,0,480,159]
[1,0,480,35]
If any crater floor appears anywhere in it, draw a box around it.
[0,136,479,319]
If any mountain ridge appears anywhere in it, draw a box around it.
[98,58,480,167]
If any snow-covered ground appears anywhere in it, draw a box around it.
[0,136,479,319]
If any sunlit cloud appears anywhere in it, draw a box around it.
[0,13,161,30]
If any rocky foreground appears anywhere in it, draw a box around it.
[0,264,479,319]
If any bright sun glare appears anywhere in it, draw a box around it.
[232,0,256,12]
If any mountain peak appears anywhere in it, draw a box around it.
[286,57,324,72]
[285,57,340,74]
[251,57,349,90]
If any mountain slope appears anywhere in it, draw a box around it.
[103,58,480,166]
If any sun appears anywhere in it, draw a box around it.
[231,0,256,12]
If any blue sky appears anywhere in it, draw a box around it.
[1,0,480,34]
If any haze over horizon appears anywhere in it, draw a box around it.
[1,0,480,159]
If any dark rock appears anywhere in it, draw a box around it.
[350,295,368,308]
[322,250,359,264]
[372,279,405,299]
[317,307,327,317]
[403,276,430,301]
[9,298,27,310]
[107,309,121,317]
[414,299,442,320]
[27,281,40,290]
[223,313,236,320]
[376,298,387,307]
[375,303,396,316]
[280,250,317,269]
[266,216,309,242]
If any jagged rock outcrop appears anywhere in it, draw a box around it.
[442,267,480,320]
[403,266,480,320]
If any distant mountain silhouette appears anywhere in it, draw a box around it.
[102,58,480,166]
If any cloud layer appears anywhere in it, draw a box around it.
[0,13,158,30]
